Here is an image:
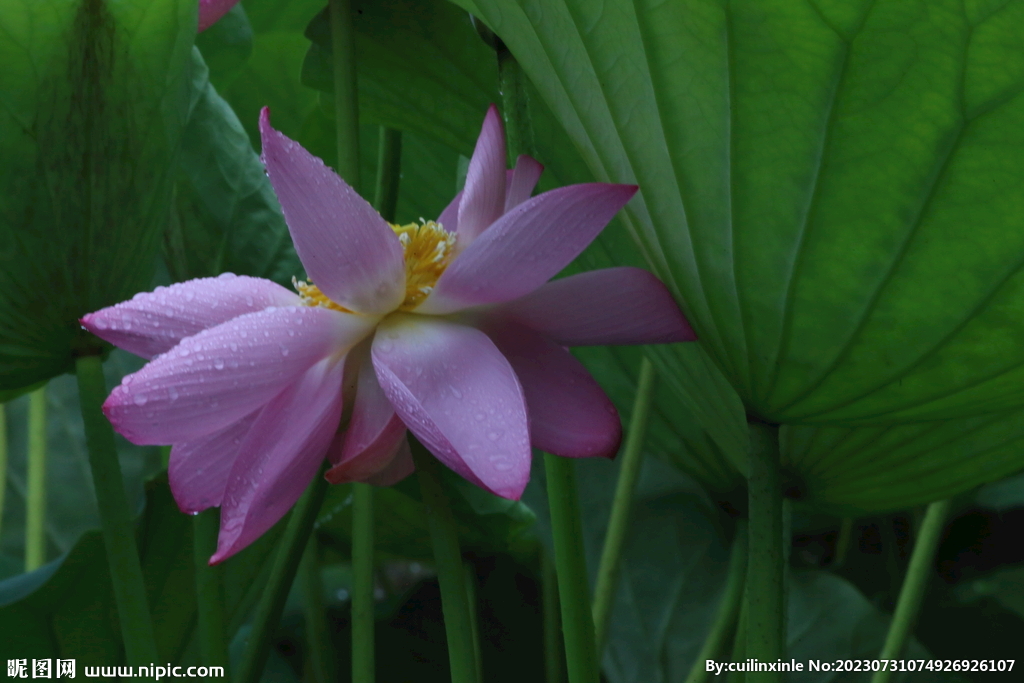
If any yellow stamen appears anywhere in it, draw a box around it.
[293,277,354,313]
[293,220,456,313]
[391,220,456,310]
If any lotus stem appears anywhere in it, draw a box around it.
[542,548,564,683]
[746,421,784,682]
[350,483,375,683]
[545,454,600,683]
[75,354,159,665]
[0,403,7,539]
[193,509,229,672]
[412,440,479,683]
[833,517,854,569]
[235,469,329,683]
[25,386,47,571]
[871,499,952,683]
[329,0,360,191]
[465,561,483,683]
[300,536,334,683]
[592,356,656,653]
[685,521,749,683]
[374,128,402,221]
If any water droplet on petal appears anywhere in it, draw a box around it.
[229,342,238,352]
[169,387,179,401]
[214,359,225,370]
[487,430,502,441]
[133,394,148,406]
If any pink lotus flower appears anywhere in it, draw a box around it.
[198,0,238,32]
[82,106,694,562]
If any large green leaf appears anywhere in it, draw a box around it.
[0,0,195,392]
[169,47,302,287]
[458,0,1024,427]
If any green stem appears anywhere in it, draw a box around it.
[373,128,402,221]
[329,0,360,190]
[75,355,159,665]
[25,386,47,571]
[745,422,784,683]
[496,39,535,161]
[726,598,748,683]
[685,521,749,683]
[193,509,229,672]
[411,441,478,683]
[300,536,334,683]
[544,454,599,683]
[350,483,375,683]
[236,469,329,683]
[465,561,483,683]
[870,499,951,683]
[541,549,564,683]
[592,357,656,653]
[0,403,6,539]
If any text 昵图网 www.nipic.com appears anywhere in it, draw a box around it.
[7,660,226,680]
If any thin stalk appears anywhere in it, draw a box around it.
[75,355,158,665]
[465,561,483,683]
[870,499,952,683]
[300,537,334,683]
[373,128,402,221]
[592,357,656,652]
[685,521,749,683]
[542,549,564,683]
[0,403,6,538]
[329,0,360,190]
[496,38,535,160]
[193,509,229,672]
[544,454,599,683]
[236,470,329,683]
[745,421,784,683]
[411,441,478,683]
[25,386,47,571]
[350,483,375,683]
[726,598,748,683]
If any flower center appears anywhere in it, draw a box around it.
[293,220,456,313]
[392,220,457,310]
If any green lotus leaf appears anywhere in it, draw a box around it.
[0,0,195,391]
[457,0,1024,427]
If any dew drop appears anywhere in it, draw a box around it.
[474,412,485,421]
[287,329,295,337]
[133,394,148,406]
[487,430,502,442]
[185,290,195,302]
[450,386,463,399]
[281,346,290,357]
[214,359,225,370]
[229,342,238,352]
[168,387,179,401]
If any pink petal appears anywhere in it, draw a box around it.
[486,321,621,458]
[436,190,462,234]
[198,0,238,31]
[363,438,415,486]
[324,358,408,483]
[211,358,345,563]
[499,267,695,346]
[81,274,301,360]
[259,109,406,314]
[371,315,531,499]
[504,155,544,212]
[457,105,507,245]
[169,411,259,514]
[419,183,638,314]
[104,306,372,445]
